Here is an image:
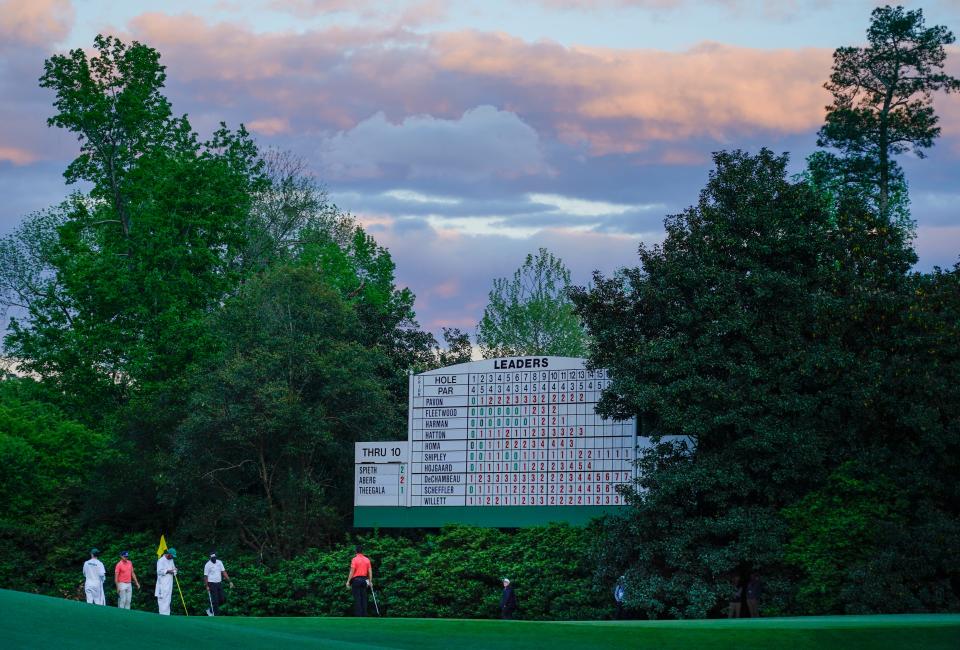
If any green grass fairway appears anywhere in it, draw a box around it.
[3,589,959,650]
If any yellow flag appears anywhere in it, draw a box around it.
[156,534,168,558]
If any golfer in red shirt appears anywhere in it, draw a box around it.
[345,544,373,616]
[114,551,140,609]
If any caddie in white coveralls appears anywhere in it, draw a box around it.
[155,548,178,615]
[83,548,106,605]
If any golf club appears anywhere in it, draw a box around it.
[369,580,380,616]
[207,588,215,616]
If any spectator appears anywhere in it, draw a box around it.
[613,575,626,620]
[499,578,518,619]
[747,573,763,618]
[727,576,742,618]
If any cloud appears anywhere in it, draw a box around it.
[0,1,78,172]
[360,213,649,333]
[269,0,447,26]
[0,146,39,165]
[382,189,461,204]
[0,0,74,49]
[431,32,832,153]
[527,192,659,217]
[535,0,835,18]
[122,13,838,160]
[246,117,291,135]
[320,106,549,180]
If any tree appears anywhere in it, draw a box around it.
[0,378,114,593]
[572,149,959,617]
[171,265,398,558]
[2,35,267,422]
[571,149,889,617]
[818,5,960,219]
[432,328,473,368]
[477,248,587,358]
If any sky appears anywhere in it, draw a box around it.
[1,0,959,338]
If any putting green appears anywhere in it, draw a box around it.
[3,589,959,649]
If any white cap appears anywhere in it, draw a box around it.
[502,578,510,584]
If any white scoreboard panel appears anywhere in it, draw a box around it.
[411,357,635,507]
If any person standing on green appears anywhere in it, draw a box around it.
[155,548,177,615]
[82,548,106,605]
[114,551,140,609]
[345,544,373,616]
[204,551,233,616]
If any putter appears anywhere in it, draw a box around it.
[207,588,215,616]
[369,580,381,616]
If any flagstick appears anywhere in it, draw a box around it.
[174,574,189,616]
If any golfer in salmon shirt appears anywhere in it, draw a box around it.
[114,551,140,609]
[345,544,373,616]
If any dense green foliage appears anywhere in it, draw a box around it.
[477,247,587,358]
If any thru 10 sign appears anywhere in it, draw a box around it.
[354,442,408,507]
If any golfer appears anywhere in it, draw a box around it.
[204,551,233,616]
[155,548,178,615]
[114,550,140,609]
[82,548,106,605]
[345,544,373,616]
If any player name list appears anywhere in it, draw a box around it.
[410,365,635,507]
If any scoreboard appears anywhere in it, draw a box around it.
[354,357,637,527]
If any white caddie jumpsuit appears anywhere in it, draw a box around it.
[155,556,177,615]
[83,558,106,605]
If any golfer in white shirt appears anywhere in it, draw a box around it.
[203,552,233,616]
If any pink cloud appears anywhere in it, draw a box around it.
[0,145,39,165]
[247,117,291,135]
[432,278,460,298]
[0,0,74,48]
[535,0,835,18]
[430,32,832,153]
[120,13,840,159]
